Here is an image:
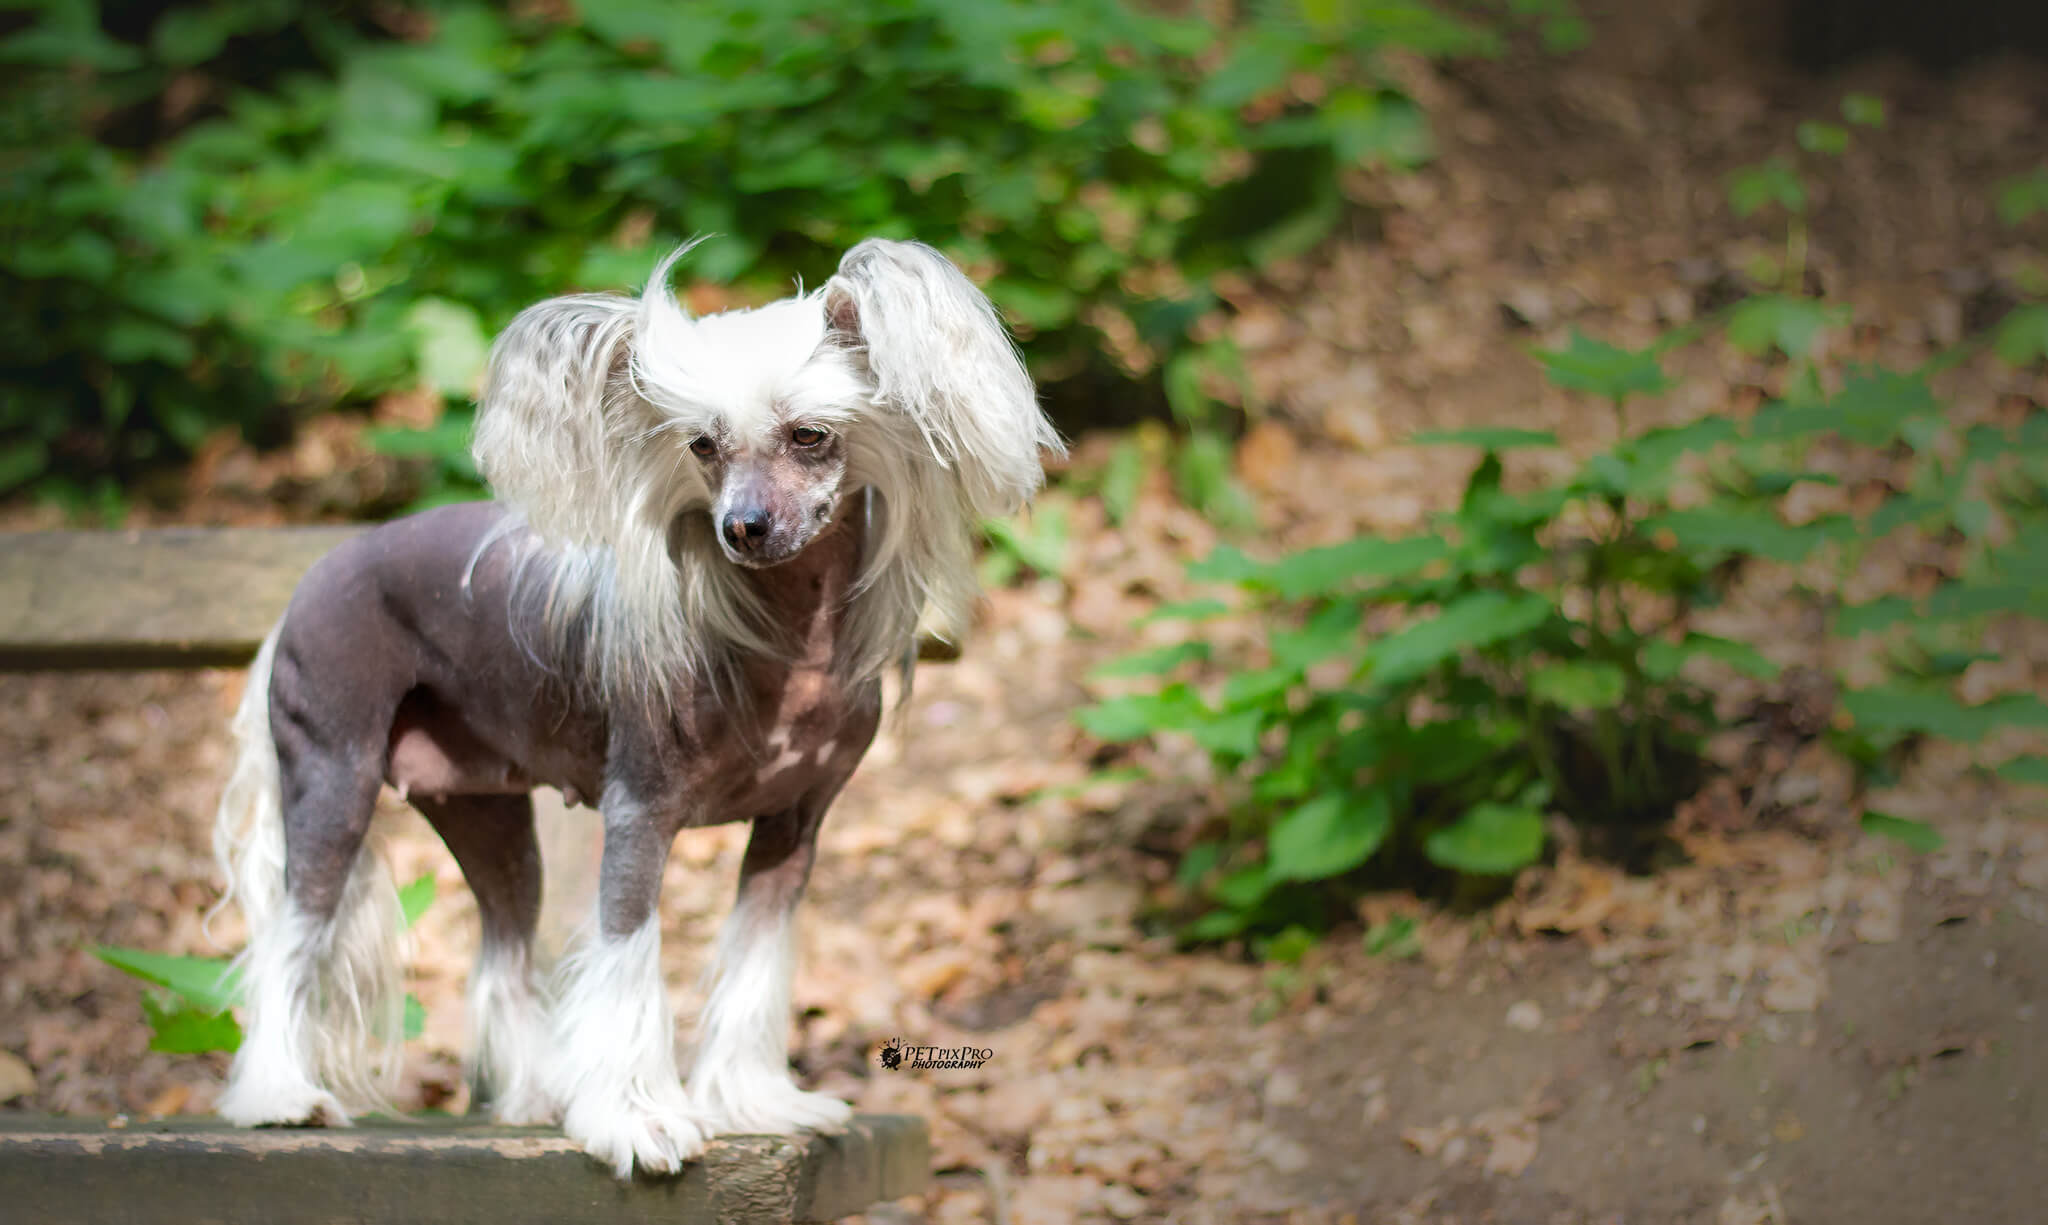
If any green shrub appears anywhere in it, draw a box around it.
[1080,317,2046,944]
[2,0,1569,513]
[1075,93,2045,947]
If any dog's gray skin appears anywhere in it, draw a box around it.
[274,494,877,955]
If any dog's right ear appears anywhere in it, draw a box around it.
[471,292,639,547]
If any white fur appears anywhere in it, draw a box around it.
[467,942,556,1125]
[213,619,409,1126]
[686,891,851,1137]
[548,917,705,1177]
[470,237,1066,701]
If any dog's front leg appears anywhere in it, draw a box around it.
[684,787,854,1138]
[548,787,702,1178]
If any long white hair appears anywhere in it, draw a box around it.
[470,238,1064,702]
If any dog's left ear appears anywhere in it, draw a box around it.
[823,239,1065,518]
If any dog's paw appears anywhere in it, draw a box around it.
[691,1077,853,1139]
[563,1094,709,1179]
[217,1081,351,1129]
[484,1084,561,1127]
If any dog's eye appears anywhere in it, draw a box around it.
[791,426,828,448]
[689,436,716,458]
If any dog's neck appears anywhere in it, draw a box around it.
[736,490,866,674]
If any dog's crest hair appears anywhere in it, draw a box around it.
[472,238,1064,702]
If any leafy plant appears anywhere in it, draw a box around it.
[1079,297,2046,942]
[93,872,438,1057]
[1726,93,1885,294]
[3,0,1573,514]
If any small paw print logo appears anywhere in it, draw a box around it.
[879,1038,905,1071]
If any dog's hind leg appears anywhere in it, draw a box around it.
[413,793,556,1124]
[218,634,406,1127]
[549,789,703,1177]
[685,786,854,1139]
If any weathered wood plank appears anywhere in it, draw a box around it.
[0,1114,930,1225]
[0,527,364,670]
[0,527,963,670]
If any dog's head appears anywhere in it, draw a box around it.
[471,238,1063,690]
[475,238,1062,573]
[631,287,865,569]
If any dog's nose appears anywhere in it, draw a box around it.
[723,509,771,549]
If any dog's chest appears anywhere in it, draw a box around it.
[680,665,880,822]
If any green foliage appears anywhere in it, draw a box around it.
[93,873,438,1057]
[2,0,1566,510]
[1079,288,2046,944]
[1996,168,2048,226]
[1859,812,1943,853]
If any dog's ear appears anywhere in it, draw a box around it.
[822,239,1065,519]
[472,291,639,546]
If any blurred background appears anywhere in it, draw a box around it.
[3,2,2046,1222]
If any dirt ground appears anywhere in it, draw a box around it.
[4,6,2046,1222]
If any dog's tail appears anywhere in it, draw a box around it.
[211,623,289,943]
[213,621,408,1121]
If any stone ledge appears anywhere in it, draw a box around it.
[0,1114,929,1224]
[0,527,961,670]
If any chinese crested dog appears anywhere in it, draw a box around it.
[210,238,1063,1176]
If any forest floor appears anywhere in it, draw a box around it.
[3,7,2046,1223]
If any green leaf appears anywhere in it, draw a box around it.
[1408,427,1559,451]
[1360,591,1552,688]
[1996,756,2048,787]
[1841,94,1885,128]
[1835,596,1914,637]
[1222,666,1299,709]
[1860,812,1944,852]
[1254,535,1451,599]
[1992,305,2048,367]
[1995,169,2048,226]
[1527,660,1627,711]
[404,993,426,1041]
[1176,842,1222,890]
[1424,802,1546,876]
[1795,121,1849,156]
[1138,599,1230,625]
[1267,790,1393,881]
[1187,545,1264,584]
[1639,634,1781,682]
[404,299,490,397]
[1364,914,1421,959]
[1173,430,1258,530]
[1841,686,2048,743]
[1754,368,1939,446]
[1075,686,1208,741]
[1183,908,1251,942]
[1645,507,1835,564]
[398,873,436,929]
[0,442,50,496]
[1211,862,1276,910]
[94,947,240,1014]
[1728,158,1806,218]
[983,505,1069,578]
[1270,601,1363,672]
[1530,330,1672,401]
[1259,926,1319,965]
[1089,641,1211,680]
[1187,708,1267,759]
[140,996,242,1055]
[1099,437,1145,526]
[1726,295,1848,359]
